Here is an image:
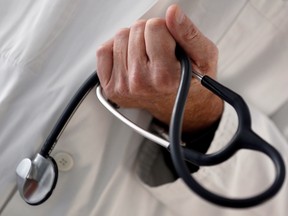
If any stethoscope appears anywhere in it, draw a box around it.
[16,46,285,208]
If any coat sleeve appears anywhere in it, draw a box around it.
[205,102,288,215]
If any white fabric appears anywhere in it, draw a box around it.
[0,0,288,215]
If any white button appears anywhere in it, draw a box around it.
[53,152,74,172]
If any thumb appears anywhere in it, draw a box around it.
[166,4,218,74]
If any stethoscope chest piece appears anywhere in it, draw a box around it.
[16,154,58,205]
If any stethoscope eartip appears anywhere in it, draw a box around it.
[16,154,58,205]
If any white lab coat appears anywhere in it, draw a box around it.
[0,0,288,215]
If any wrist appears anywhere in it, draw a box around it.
[182,92,223,132]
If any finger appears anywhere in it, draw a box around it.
[127,20,150,95]
[113,28,130,76]
[144,18,180,91]
[128,20,148,66]
[111,28,130,92]
[96,38,114,87]
[166,4,218,73]
[144,18,177,63]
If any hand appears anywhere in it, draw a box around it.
[96,4,223,133]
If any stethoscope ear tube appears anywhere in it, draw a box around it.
[169,46,286,208]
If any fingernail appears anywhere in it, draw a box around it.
[176,6,185,24]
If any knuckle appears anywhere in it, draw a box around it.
[96,44,109,59]
[151,65,169,86]
[131,20,146,31]
[146,18,166,32]
[129,68,143,92]
[150,62,180,91]
[115,28,130,39]
[128,63,150,95]
[183,25,199,42]
[129,74,142,93]
[115,79,129,96]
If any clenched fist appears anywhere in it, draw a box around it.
[96,4,223,133]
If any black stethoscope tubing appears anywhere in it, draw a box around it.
[39,73,99,157]
[22,46,285,208]
[170,47,285,208]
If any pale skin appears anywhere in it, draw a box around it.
[96,4,223,134]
